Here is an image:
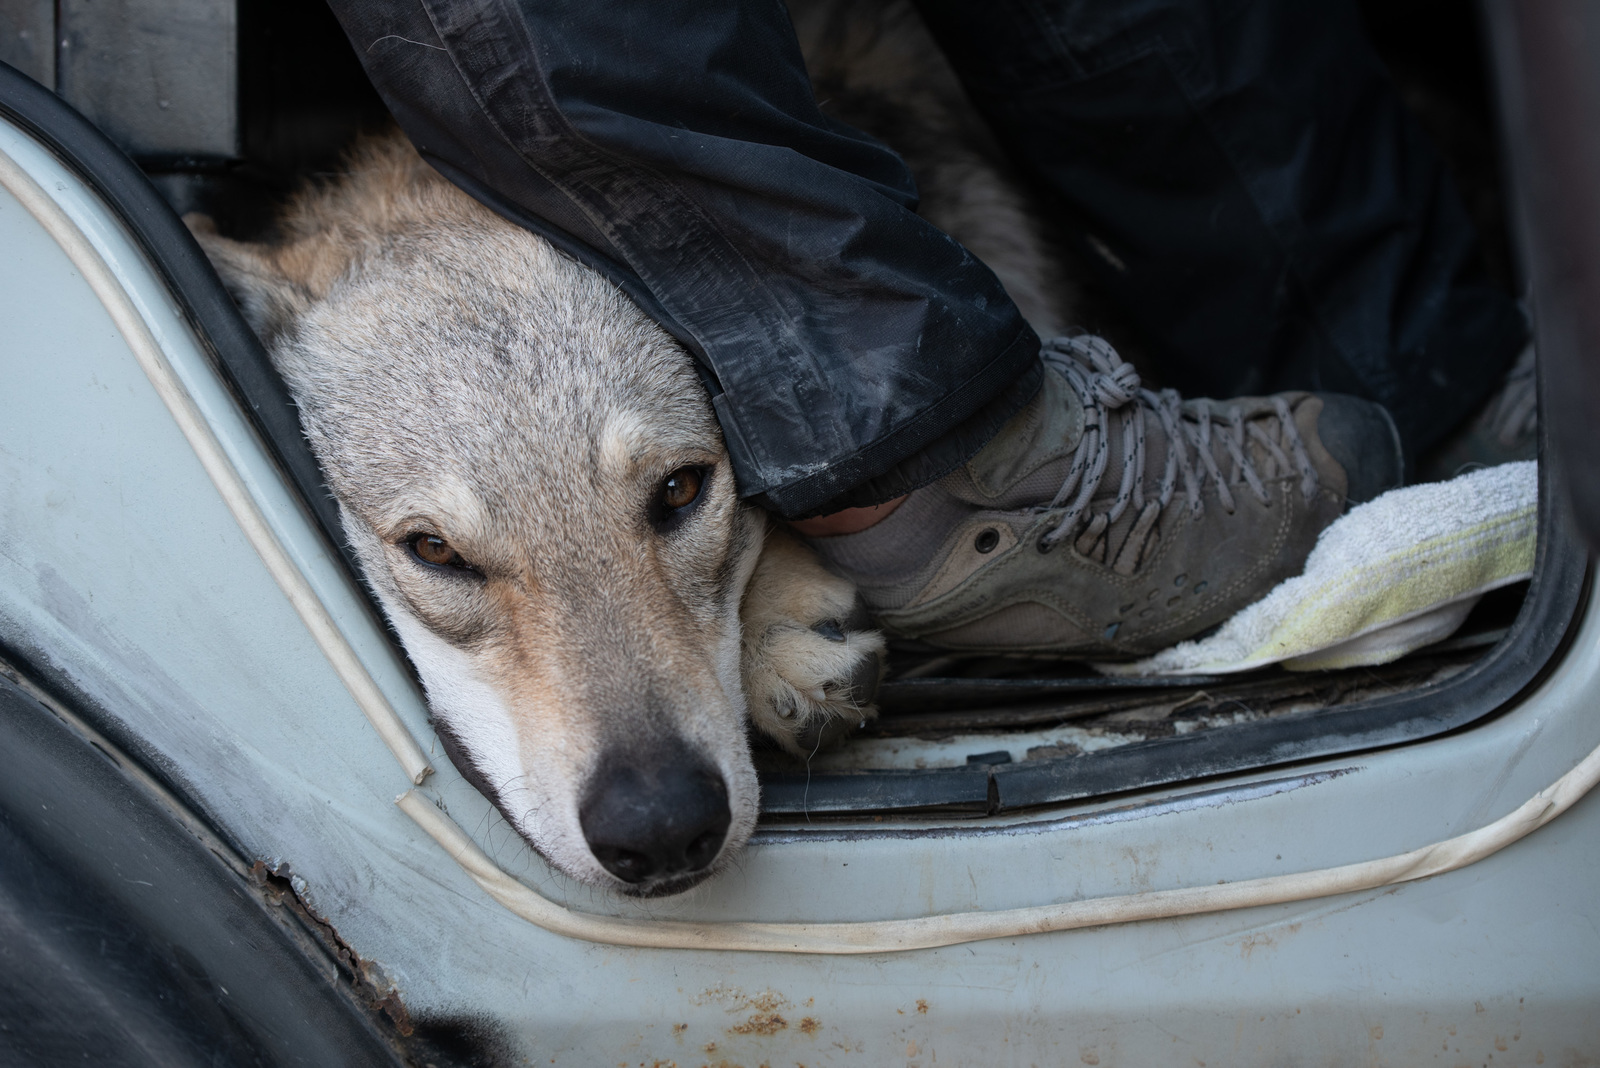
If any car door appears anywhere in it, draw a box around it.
[2,2,1599,1063]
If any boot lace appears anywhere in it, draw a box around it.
[1037,335,1321,569]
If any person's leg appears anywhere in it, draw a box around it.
[790,498,908,537]
[914,0,1528,462]
[324,0,1042,519]
[326,0,1405,661]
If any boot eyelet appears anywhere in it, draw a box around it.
[1037,534,1056,554]
[974,528,1000,554]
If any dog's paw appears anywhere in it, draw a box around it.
[741,527,885,757]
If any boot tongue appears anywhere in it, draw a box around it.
[942,362,1159,527]
[946,366,1086,508]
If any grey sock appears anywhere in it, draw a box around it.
[807,484,972,608]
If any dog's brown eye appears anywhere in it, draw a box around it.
[660,467,703,511]
[415,535,456,565]
[407,533,472,570]
[651,466,710,532]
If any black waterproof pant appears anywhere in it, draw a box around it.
[327,0,1526,518]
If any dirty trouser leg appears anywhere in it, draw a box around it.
[323,0,1041,518]
[916,0,1528,459]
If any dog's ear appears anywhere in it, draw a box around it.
[185,213,311,345]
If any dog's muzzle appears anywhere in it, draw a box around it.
[579,740,731,889]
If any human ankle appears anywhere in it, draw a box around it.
[788,496,907,537]
[803,484,972,590]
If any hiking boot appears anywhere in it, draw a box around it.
[810,335,1404,659]
[1419,342,1537,482]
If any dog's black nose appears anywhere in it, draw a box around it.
[579,747,731,885]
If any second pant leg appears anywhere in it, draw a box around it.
[916,0,1526,458]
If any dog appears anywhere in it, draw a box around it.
[190,0,1071,898]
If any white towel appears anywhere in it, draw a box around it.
[1099,462,1538,676]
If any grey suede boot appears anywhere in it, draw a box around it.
[812,335,1404,660]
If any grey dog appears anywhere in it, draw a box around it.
[191,0,1070,898]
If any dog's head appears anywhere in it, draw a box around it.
[193,138,763,896]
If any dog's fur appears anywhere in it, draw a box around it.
[192,0,1067,896]
[789,0,1074,337]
